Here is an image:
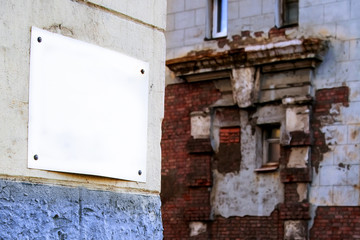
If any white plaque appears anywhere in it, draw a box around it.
[28,27,148,182]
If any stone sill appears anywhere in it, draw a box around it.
[255,163,279,172]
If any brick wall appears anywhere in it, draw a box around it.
[161,82,359,239]
[161,82,283,239]
[161,81,221,239]
[209,211,280,240]
[310,207,360,239]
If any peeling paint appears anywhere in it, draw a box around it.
[45,24,74,37]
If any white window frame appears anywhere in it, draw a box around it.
[206,0,228,39]
[255,124,281,172]
[262,126,281,165]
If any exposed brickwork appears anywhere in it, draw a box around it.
[312,87,349,172]
[310,207,360,239]
[184,187,212,221]
[161,79,353,239]
[281,168,312,183]
[187,154,212,187]
[209,211,281,240]
[161,81,221,239]
[219,127,241,144]
[284,183,302,203]
[161,82,283,239]
[289,131,312,146]
[214,127,241,173]
[268,27,286,39]
[187,138,213,153]
[279,203,311,220]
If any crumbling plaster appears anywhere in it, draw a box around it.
[210,109,284,217]
[184,39,319,218]
[165,0,360,238]
[310,102,360,206]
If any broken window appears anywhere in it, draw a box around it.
[276,0,299,27]
[206,0,228,39]
[256,125,280,172]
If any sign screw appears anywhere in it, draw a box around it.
[138,170,142,175]
[34,154,39,160]
[37,37,42,43]
[140,69,145,74]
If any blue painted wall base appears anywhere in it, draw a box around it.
[0,179,163,239]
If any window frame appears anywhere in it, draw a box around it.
[275,0,299,28]
[255,124,281,172]
[206,0,228,39]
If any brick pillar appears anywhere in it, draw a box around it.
[280,105,312,240]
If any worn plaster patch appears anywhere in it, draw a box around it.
[211,169,284,217]
[189,222,207,237]
[284,220,306,240]
[297,183,308,202]
[190,111,210,139]
[231,68,256,108]
[287,147,309,168]
[286,106,310,133]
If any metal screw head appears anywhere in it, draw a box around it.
[34,154,39,160]
[37,37,42,43]
[138,170,142,175]
[140,69,145,74]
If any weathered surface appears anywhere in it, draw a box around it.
[189,221,207,237]
[211,110,284,218]
[164,0,360,238]
[286,106,310,133]
[287,147,309,168]
[310,87,359,206]
[0,179,163,239]
[284,220,307,240]
[231,68,256,108]
[190,111,211,139]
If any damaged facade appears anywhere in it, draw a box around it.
[162,0,360,239]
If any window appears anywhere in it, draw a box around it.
[206,0,228,39]
[275,0,299,27]
[255,125,281,172]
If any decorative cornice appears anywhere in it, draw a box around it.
[166,38,327,77]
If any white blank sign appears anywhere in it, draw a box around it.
[28,27,148,182]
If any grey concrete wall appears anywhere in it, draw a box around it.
[0,179,162,239]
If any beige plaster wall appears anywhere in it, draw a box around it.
[0,0,166,194]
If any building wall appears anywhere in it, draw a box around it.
[163,0,360,239]
[0,0,166,238]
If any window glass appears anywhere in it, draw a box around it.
[263,126,280,164]
[210,0,227,38]
[268,143,280,163]
[275,0,299,27]
[284,0,298,25]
